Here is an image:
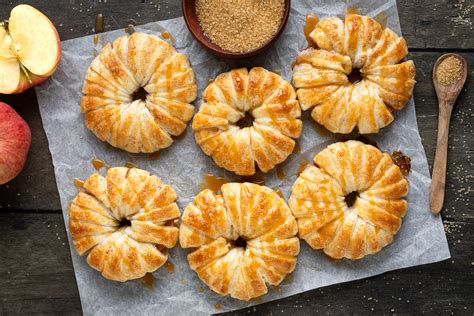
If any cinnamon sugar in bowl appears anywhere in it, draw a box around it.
[182,0,291,59]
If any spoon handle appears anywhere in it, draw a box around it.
[430,102,453,214]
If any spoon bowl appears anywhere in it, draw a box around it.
[432,53,468,105]
[430,53,468,215]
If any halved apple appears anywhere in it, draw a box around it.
[0,4,61,94]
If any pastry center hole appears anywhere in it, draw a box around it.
[233,236,247,249]
[345,191,359,208]
[236,112,254,128]
[132,87,147,101]
[119,218,131,228]
[348,68,362,84]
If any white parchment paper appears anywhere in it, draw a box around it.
[36,0,450,314]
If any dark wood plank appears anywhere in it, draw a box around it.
[398,0,474,50]
[1,0,472,48]
[0,212,472,315]
[0,213,81,315]
[0,0,182,41]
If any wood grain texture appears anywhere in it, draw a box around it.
[0,213,81,315]
[0,0,472,46]
[0,0,473,314]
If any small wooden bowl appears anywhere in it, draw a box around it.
[182,0,291,59]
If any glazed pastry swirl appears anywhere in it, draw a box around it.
[192,67,302,176]
[293,14,416,134]
[81,32,197,153]
[289,141,408,260]
[180,183,300,301]
[69,167,180,281]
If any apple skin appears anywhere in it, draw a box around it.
[0,102,31,185]
[12,71,50,95]
[1,5,62,94]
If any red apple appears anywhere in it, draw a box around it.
[0,4,61,94]
[0,102,31,185]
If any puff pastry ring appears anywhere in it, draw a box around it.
[292,14,416,134]
[69,166,180,282]
[289,141,409,260]
[81,32,197,153]
[180,182,300,301]
[192,67,303,176]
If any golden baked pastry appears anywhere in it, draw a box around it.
[180,183,300,301]
[69,166,180,281]
[81,32,197,153]
[289,141,408,260]
[192,67,302,176]
[293,14,416,134]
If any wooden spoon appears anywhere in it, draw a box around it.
[430,53,468,215]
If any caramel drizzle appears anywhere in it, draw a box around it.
[304,14,319,46]
[161,31,176,43]
[91,158,110,171]
[274,188,284,198]
[164,262,174,273]
[94,14,104,33]
[198,174,229,193]
[141,273,154,291]
[125,162,136,168]
[93,14,104,57]
[296,158,311,176]
[198,173,268,193]
[293,142,301,154]
[73,178,85,188]
[239,173,266,186]
[346,7,360,15]
[275,164,286,180]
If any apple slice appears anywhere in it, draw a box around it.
[0,4,61,94]
[0,102,31,185]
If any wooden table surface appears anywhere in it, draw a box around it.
[0,0,473,314]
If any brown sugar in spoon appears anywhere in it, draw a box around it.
[430,53,468,215]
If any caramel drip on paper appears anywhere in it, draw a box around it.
[73,178,85,188]
[198,174,229,193]
[296,158,311,176]
[125,162,136,168]
[164,262,174,273]
[142,273,154,291]
[276,165,286,180]
[304,15,319,46]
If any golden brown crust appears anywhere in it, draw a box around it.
[289,141,408,260]
[180,183,300,301]
[81,32,197,153]
[292,14,416,134]
[68,167,180,282]
[192,67,302,176]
